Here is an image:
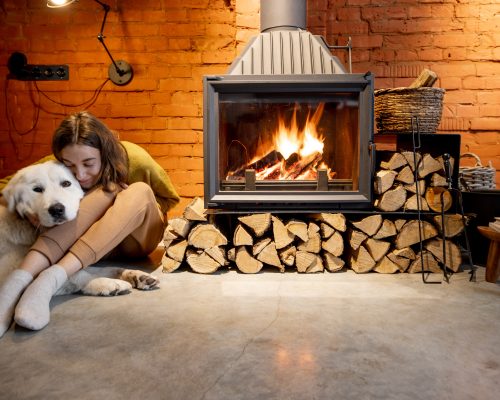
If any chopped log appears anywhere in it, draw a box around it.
[307,255,324,273]
[395,220,438,249]
[308,222,321,236]
[320,222,335,239]
[365,238,391,262]
[322,231,344,257]
[323,252,345,272]
[188,223,228,249]
[387,252,411,272]
[374,170,398,195]
[373,219,397,240]
[233,224,253,246]
[380,152,407,170]
[402,151,422,172]
[396,165,415,184]
[417,153,442,178]
[295,250,317,272]
[407,251,442,274]
[373,256,400,274]
[375,185,407,212]
[425,239,462,272]
[183,197,207,221]
[161,253,182,273]
[348,229,368,251]
[430,173,448,187]
[433,214,465,238]
[186,249,221,274]
[279,245,296,267]
[227,247,236,262]
[283,152,322,179]
[394,219,407,232]
[163,225,179,242]
[286,220,308,242]
[393,247,416,260]
[408,69,438,88]
[352,214,383,237]
[350,245,376,273]
[205,246,228,267]
[404,195,430,211]
[256,242,284,271]
[298,231,322,254]
[238,213,271,237]
[425,187,452,213]
[235,246,263,273]
[315,213,347,232]
[168,217,192,238]
[296,251,323,273]
[253,237,272,256]
[404,180,426,195]
[166,239,188,262]
[272,216,295,249]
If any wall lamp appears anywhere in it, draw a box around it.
[47,0,133,86]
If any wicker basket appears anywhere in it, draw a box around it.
[459,153,496,191]
[374,87,445,134]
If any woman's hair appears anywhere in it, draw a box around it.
[52,111,128,192]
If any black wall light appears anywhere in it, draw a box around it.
[47,0,133,86]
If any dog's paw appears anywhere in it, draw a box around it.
[81,277,132,296]
[119,270,160,291]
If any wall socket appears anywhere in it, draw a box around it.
[11,64,70,81]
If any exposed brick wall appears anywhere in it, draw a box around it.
[0,0,498,218]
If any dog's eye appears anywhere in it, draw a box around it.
[61,180,72,188]
[33,186,44,193]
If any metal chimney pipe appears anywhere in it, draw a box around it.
[260,0,306,32]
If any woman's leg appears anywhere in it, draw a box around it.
[69,182,164,267]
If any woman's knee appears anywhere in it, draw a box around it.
[119,182,155,204]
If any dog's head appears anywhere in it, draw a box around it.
[2,160,84,228]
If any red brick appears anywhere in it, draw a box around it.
[470,118,500,131]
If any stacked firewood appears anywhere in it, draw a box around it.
[347,214,464,274]
[374,151,455,213]
[161,198,465,275]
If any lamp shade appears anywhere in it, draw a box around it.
[47,0,78,8]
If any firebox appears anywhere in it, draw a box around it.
[203,0,375,212]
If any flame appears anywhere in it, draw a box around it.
[274,103,325,160]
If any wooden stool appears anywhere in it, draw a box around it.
[477,226,500,283]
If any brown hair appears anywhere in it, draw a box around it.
[52,111,128,192]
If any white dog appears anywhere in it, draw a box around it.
[0,160,159,296]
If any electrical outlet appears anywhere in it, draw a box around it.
[11,64,69,81]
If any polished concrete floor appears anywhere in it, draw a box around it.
[0,255,498,400]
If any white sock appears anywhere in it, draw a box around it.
[14,265,67,331]
[0,269,33,338]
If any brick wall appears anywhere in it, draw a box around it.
[0,0,498,217]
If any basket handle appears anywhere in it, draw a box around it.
[460,152,483,167]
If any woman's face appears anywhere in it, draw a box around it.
[60,144,102,190]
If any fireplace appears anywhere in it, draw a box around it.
[203,0,375,212]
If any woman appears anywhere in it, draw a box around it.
[0,111,180,336]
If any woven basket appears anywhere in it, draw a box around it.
[459,153,496,191]
[374,87,445,134]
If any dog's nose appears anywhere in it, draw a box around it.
[48,203,66,219]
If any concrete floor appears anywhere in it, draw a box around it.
[0,252,498,400]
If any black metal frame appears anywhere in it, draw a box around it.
[203,73,375,211]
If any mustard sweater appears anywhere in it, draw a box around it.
[0,141,180,215]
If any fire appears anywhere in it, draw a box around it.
[226,102,336,181]
[275,103,325,160]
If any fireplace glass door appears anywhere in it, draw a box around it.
[204,74,374,210]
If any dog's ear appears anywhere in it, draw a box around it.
[2,172,28,214]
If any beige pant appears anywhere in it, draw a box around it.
[31,182,165,268]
